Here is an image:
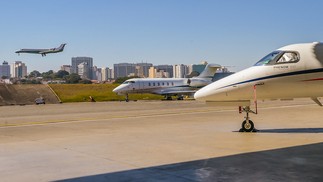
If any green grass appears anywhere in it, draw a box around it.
[49,84,163,102]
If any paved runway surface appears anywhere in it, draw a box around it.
[0,99,323,181]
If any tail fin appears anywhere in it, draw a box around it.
[196,64,221,80]
[57,43,66,51]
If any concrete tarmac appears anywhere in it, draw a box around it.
[0,99,323,181]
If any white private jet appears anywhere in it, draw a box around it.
[16,43,66,57]
[194,42,323,132]
[113,64,222,101]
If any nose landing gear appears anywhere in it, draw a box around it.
[239,106,258,132]
[238,84,262,132]
[125,94,129,102]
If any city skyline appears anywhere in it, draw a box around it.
[0,58,214,81]
[1,1,323,72]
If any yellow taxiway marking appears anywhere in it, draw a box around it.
[0,103,315,128]
[0,108,232,128]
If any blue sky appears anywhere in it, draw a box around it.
[1,0,323,72]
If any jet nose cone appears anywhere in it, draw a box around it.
[112,86,120,93]
[194,89,208,101]
[113,85,128,94]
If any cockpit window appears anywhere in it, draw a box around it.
[254,51,282,66]
[122,81,135,84]
[276,52,299,64]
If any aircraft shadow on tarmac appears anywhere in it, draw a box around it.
[56,142,323,182]
[257,128,323,133]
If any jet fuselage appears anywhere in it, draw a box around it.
[194,42,323,104]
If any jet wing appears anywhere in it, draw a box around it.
[153,87,198,95]
[39,49,55,54]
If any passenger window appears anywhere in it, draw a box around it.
[148,83,151,86]
[158,83,160,86]
[153,83,155,86]
[167,82,169,86]
[172,82,174,86]
[276,52,299,64]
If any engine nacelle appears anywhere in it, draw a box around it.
[188,78,212,87]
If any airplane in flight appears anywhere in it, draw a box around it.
[15,43,66,57]
[113,64,222,101]
[194,42,323,132]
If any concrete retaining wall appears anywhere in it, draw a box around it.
[0,84,60,106]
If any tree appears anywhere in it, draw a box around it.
[64,73,81,84]
[41,70,55,80]
[29,70,41,78]
[55,70,69,79]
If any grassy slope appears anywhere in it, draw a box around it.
[49,84,163,102]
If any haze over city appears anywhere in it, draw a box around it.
[1,0,323,73]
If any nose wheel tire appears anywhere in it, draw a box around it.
[241,120,254,132]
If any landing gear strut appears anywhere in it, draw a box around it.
[238,84,261,132]
[177,95,184,100]
[125,94,129,102]
[239,106,257,132]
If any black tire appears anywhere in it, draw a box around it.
[241,120,254,132]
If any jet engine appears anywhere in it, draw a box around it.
[187,78,212,87]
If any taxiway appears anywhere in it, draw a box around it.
[0,99,323,181]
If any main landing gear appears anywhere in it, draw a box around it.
[239,106,258,132]
[163,95,184,100]
[177,95,184,100]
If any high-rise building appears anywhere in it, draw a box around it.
[11,61,27,78]
[136,63,153,77]
[92,66,98,80]
[154,65,173,78]
[78,62,91,79]
[60,65,71,73]
[71,57,93,77]
[113,62,153,78]
[0,61,10,78]
[113,63,135,78]
[149,66,170,78]
[91,66,103,81]
[148,67,156,78]
[95,67,102,82]
[155,70,169,78]
[101,67,113,81]
[173,64,188,78]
